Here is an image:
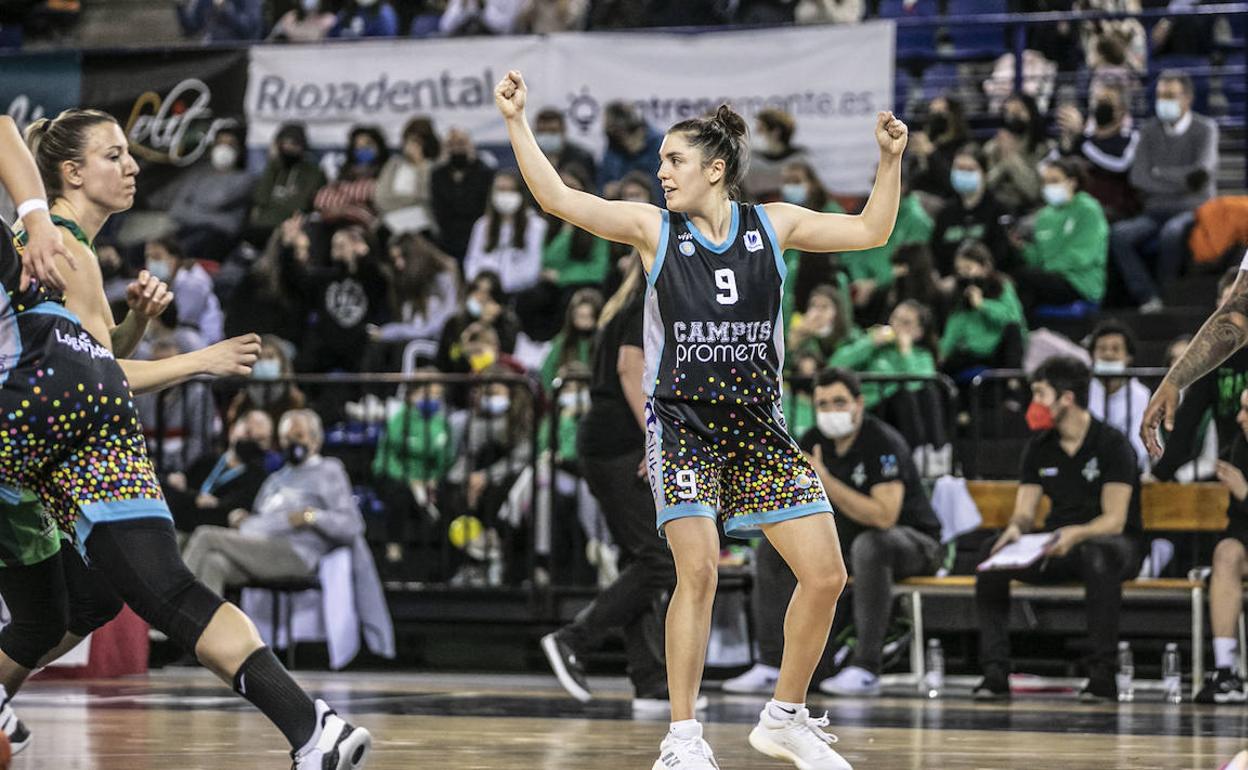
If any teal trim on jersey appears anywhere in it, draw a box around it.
[75,498,173,554]
[20,301,81,326]
[685,203,740,254]
[656,502,718,536]
[754,204,785,280]
[647,209,672,287]
[0,484,20,505]
[0,309,18,389]
[723,500,832,540]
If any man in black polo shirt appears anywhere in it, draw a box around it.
[974,356,1143,702]
[723,368,942,697]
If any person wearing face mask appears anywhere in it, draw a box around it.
[1110,71,1219,313]
[164,410,274,535]
[246,123,326,248]
[787,285,861,370]
[175,0,262,41]
[597,101,663,199]
[725,368,941,698]
[983,93,1050,214]
[463,170,547,295]
[372,375,457,572]
[374,116,441,237]
[143,236,225,345]
[269,0,337,41]
[533,107,597,182]
[538,166,612,294]
[930,144,1015,276]
[226,335,308,427]
[540,288,603,390]
[939,240,1027,379]
[845,176,935,318]
[743,108,808,201]
[905,95,972,200]
[1051,83,1141,223]
[168,127,254,265]
[432,127,496,260]
[437,272,522,375]
[776,162,847,323]
[313,125,388,228]
[1086,320,1151,471]
[1012,158,1109,320]
[439,0,526,34]
[330,0,398,37]
[973,356,1143,702]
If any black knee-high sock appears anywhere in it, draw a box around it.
[233,647,318,750]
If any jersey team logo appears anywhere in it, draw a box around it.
[1082,458,1100,482]
[679,240,696,256]
[795,473,813,490]
[743,230,764,253]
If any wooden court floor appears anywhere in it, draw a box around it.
[9,670,1248,769]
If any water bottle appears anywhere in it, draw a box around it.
[924,638,945,699]
[1116,641,1135,703]
[1162,643,1182,704]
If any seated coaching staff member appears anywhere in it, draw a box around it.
[726,368,942,697]
[974,356,1144,702]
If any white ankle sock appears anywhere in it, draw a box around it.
[1214,637,1240,671]
[767,699,803,721]
[669,719,701,741]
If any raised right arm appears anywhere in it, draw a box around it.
[495,71,662,270]
[0,116,74,290]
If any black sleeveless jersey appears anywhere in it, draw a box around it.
[0,218,66,386]
[643,202,786,405]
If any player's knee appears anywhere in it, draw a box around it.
[68,593,124,637]
[801,562,847,599]
[1214,538,1246,573]
[676,556,719,596]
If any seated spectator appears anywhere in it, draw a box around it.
[1153,267,1248,481]
[1086,319,1151,471]
[1012,158,1109,316]
[787,284,861,371]
[364,233,460,371]
[459,321,527,376]
[293,225,390,373]
[137,337,218,474]
[437,271,522,374]
[725,368,941,697]
[246,122,326,247]
[182,409,366,596]
[539,165,611,292]
[432,128,496,260]
[227,216,310,344]
[778,161,847,322]
[168,126,253,265]
[440,0,525,34]
[533,107,597,185]
[375,116,440,237]
[226,334,308,428]
[463,171,547,295]
[745,108,809,202]
[1195,385,1248,703]
[973,357,1143,702]
[269,0,337,41]
[145,236,225,345]
[846,183,935,319]
[939,240,1027,378]
[598,102,663,198]
[860,243,948,329]
[1051,81,1140,223]
[984,93,1051,214]
[314,125,388,228]
[516,0,589,33]
[794,0,864,24]
[539,287,602,390]
[1077,0,1147,73]
[930,144,1014,275]
[906,95,972,200]
[176,0,262,41]
[165,409,273,534]
[332,0,399,37]
[1111,71,1218,312]
[372,372,457,569]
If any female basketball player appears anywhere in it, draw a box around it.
[497,72,905,770]
[0,111,371,770]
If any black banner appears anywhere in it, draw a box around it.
[81,48,248,206]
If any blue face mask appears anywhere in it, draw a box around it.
[354,146,377,166]
[950,169,982,196]
[1043,183,1071,207]
[1156,98,1183,124]
[252,359,281,381]
[482,395,510,416]
[146,259,173,283]
[780,183,809,205]
[416,398,442,418]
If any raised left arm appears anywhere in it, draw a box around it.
[764,112,907,254]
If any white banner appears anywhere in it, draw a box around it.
[246,23,895,194]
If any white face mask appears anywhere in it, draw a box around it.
[817,410,856,440]
[1156,98,1183,124]
[483,394,511,416]
[1042,183,1071,207]
[1093,358,1127,375]
[210,144,238,171]
[493,190,523,216]
[146,259,174,283]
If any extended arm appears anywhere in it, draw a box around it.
[0,116,74,290]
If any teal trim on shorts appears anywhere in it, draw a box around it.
[723,500,832,540]
[656,502,718,537]
[75,498,173,555]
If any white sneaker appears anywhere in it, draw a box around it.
[651,724,720,769]
[748,706,852,770]
[633,694,709,715]
[721,663,781,694]
[819,666,881,697]
[0,690,30,755]
[291,699,372,770]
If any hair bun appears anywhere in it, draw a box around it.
[22,117,52,153]
[713,104,747,140]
